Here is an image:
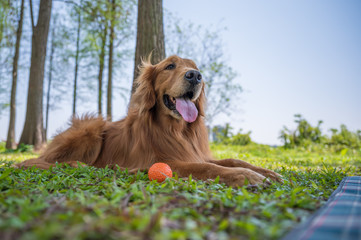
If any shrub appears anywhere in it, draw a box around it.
[227,130,252,145]
[1,143,34,153]
[328,125,361,151]
[279,114,324,148]
[280,115,361,151]
[212,123,251,146]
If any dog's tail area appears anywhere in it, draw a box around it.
[43,116,106,165]
[16,116,106,169]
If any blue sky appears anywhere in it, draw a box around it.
[165,0,361,144]
[0,0,360,145]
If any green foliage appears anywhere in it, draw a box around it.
[280,115,360,151]
[212,123,233,143]
[0,0,17,48]
[328,125,361,151]
[280,114,324,148]
[212,123,252,146]
[1,144,359,239]
[77,0,135,103]
[14,143,33,153]
[230,131,252,146]
[0,142,33,153]
[0,0,18,114]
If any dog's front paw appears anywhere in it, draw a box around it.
[253,167,283,183]
[221,168,271,187]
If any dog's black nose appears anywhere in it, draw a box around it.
[184,70,202,85]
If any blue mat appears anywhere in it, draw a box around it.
[283,176,361,240]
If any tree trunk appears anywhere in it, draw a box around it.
[107,0,115,121]
[97,24,107,116]
[45,21,56,141]
[19,0,52,150]
[131,0,165,96]
[6,0,25,150]
[72,1,82,116]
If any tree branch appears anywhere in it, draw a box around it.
[29,0,35,30]
[62,0,92,15]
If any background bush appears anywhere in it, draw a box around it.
[279,114,361,151]
[212,123,252,146]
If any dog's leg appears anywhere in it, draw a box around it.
[162,161,271,187]
[207,159,283,183]
[14,157,85,170]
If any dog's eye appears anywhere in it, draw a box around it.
[165,64,176,70]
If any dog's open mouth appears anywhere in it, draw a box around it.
[163,92,198,123]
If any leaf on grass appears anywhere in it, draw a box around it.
[0,168,11,180]
[214,175,220,184]
[218,219,229,230]
[340,148,348,156]
[311,181,318,189]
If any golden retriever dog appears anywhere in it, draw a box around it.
[16,55,282,187]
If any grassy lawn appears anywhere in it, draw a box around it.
[0,142,360,240]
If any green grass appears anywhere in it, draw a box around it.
[0,142,360,240]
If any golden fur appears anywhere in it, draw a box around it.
[16,55,282,187]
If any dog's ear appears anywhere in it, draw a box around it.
[131,60,157,114]
[195,82,206,117]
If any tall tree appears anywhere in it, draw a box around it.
[82,1,109,116]
[45,18,56,141]
[0,1,17,113]
[43,11,72,140]
[131,0,165,95]
[107,0,115,121]
[97,23,107,115]
[6,0,25,149]
[66,0,134,116]
[72,1,82,116]
[19,0,52,150]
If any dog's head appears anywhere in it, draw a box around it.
[132,55,205,123]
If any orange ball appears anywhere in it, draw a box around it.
[148,163,172,182]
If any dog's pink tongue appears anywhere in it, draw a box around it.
[175,98,198,123]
